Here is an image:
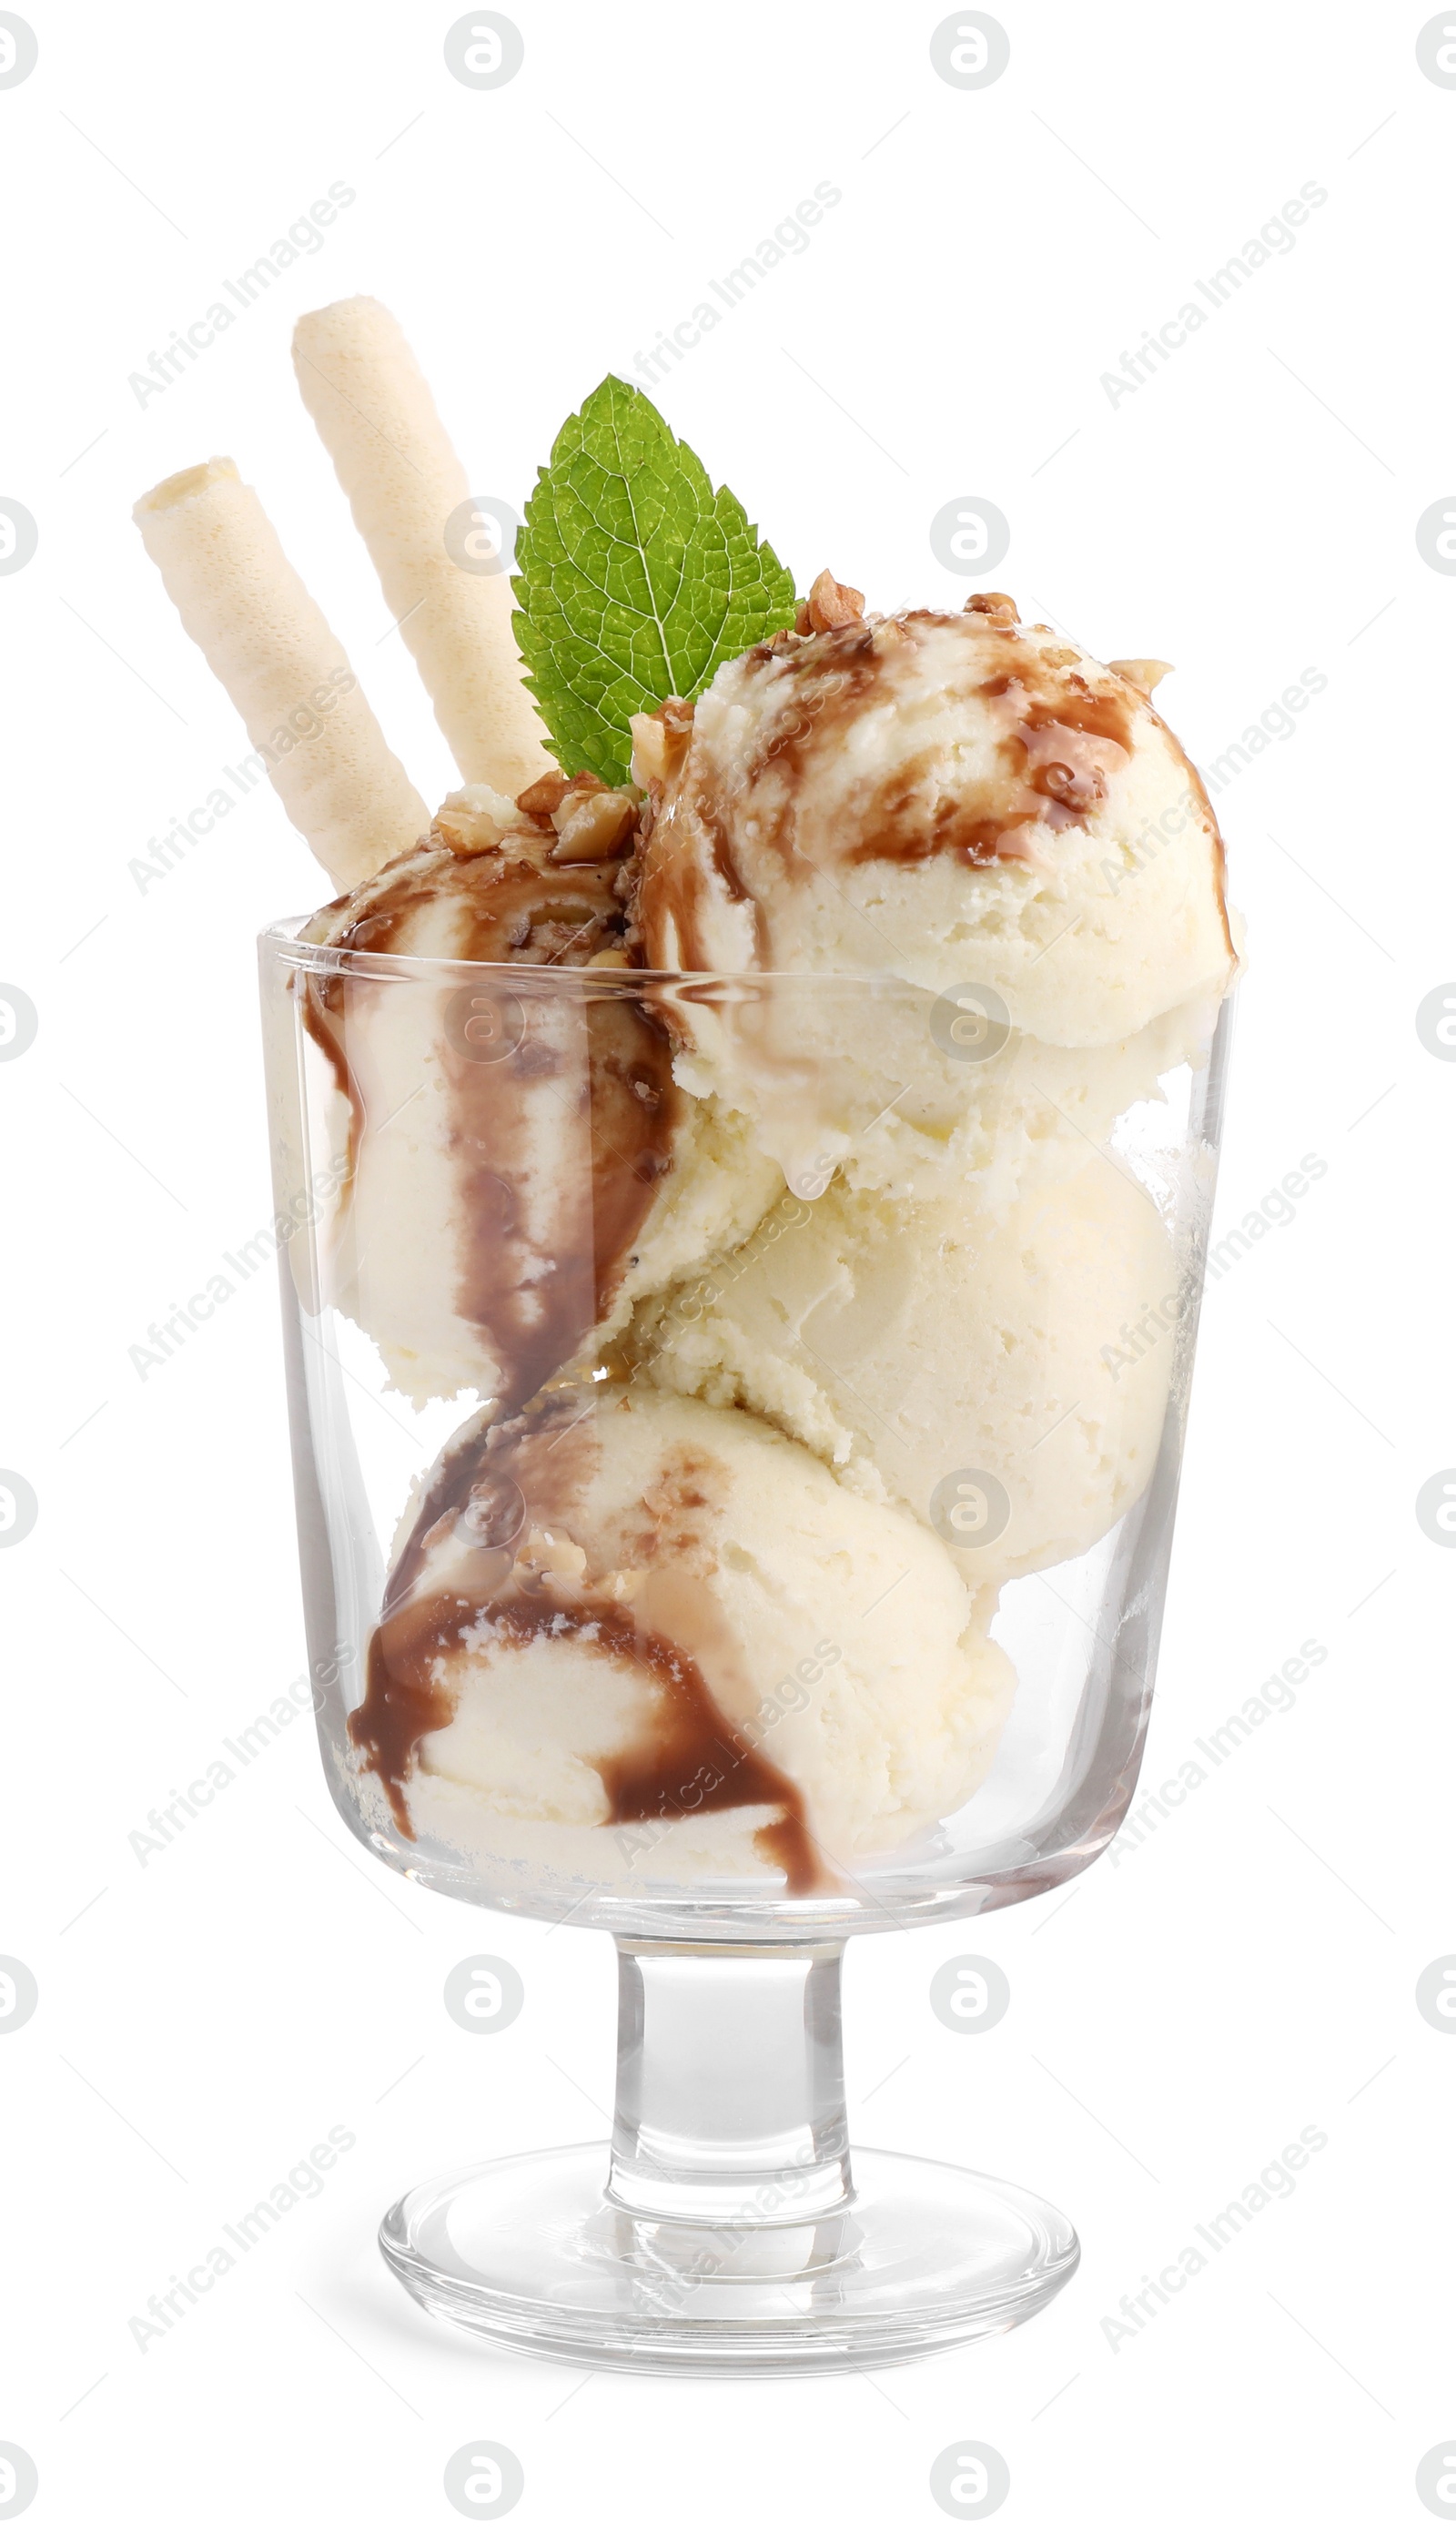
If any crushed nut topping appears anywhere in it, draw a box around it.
[964,592,1018,625]
[550,785,638,863]
[431,784,521,856]
[1108,656,1173,694]
[515,770,574,819]
[630,697,695,789]
[795,567,866,634]
[629,713,668,786]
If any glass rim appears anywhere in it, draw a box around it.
[260,915,975,1000]
[260,917,1239,1017]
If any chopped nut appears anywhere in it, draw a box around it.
[585,947,631,968]
[1108,656,1174,694]
[629,713,668,785]
[515,770,573,819]
[964,592,1018,625]
[550,785,638,862]
[630,698,694,787]
[547,772,606,830]
[431,784,519,856]
[796,568,866,634]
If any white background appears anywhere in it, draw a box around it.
[2,2,1453,2525]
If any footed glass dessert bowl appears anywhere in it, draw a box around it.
[259,934,1232,2374]
[132,277,1239,2378]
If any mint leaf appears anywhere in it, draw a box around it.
[511,376,798,784]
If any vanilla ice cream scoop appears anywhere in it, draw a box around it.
[633,597,1236,1048]
[628,1156,1178,1585]
[662,968,1218,1212]
[299,795,780,1405]
[349,1388,1015,1879]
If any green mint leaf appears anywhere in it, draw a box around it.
[511,376,798,784]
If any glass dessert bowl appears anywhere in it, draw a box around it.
[258,936,1232,2373]
[135,287,1239,2373]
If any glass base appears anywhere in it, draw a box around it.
[379,2142,1079,2375]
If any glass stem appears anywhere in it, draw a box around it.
[608,1940,853,2225]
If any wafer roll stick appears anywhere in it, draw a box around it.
[292,297,553,795]
[135,459,429,891]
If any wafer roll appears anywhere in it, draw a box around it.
[134,459,429,890]
[292,297,552,795]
